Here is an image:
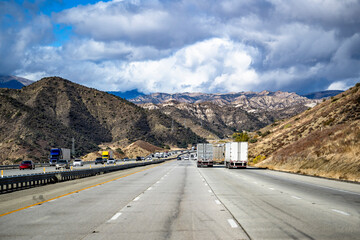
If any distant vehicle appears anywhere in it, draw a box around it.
[197,143,214,167]
[183,155,189,160]
[146,157,152,161]
[95,157,104,165]
[107,158,116,164]
[136,156,142,161]
[73,159,83,167]
[49,148,71,166]
[56,159,70,170]
[19,160,35,170]
[177,156,182,160]
[102,150,114,162]
[123,157,129,161]
[225,142,248,169]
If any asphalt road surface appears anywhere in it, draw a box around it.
[0,160,359,239]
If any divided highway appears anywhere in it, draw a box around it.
[0,160,359,239]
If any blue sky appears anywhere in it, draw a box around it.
[1,0,360,94]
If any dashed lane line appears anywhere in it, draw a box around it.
[331,209,350,216]
[108,212,122,222]
[227,219,239,228]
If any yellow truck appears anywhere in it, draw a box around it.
[102,150,114,162]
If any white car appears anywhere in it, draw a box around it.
[73,159,83,167]
[107,158,116,164]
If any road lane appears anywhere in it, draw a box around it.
[200,166,360,239]
[84,160,249,240]
[0,161,172,239]
[0,160,249,240]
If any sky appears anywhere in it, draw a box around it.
[1,0,360,94]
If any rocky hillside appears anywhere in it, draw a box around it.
[138,91,320,139]
[0,77,203,164]
[250,83,360,182]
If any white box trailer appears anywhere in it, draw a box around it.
[225,142,248,168]
[197,143,213,167]
[213,144,225,164]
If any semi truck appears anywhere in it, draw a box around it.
[49,148,71,166]
[213,144,225,164]
[197,143,213,167]
[102,150,114,162]
[225,142,248,169]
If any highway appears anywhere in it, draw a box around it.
[0,160,359,239]
[0,160,139,177]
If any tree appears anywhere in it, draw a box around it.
[233,132,249,142]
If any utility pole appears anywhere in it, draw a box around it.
[72,137,75,158]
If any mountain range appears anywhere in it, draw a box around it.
[0,75,34,89]
[131,92,321,139]
[0,77,203,164]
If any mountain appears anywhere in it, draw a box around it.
[250,84,360,182]
[108,90,145,99]
[134,91,320,139]
[0,77,203,164]
[302,90,344,99]
[0,75,34,89]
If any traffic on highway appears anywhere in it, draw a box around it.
[0,158,359,239]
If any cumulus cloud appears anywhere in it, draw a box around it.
[2,0,360,94]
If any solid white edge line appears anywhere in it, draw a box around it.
[227,219,238,228]
[291,196,302,200]
[108,212,122,222]
[268,187,275,190]
[215,200,221,205]
[331,209,350,216]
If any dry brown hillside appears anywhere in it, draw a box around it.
[250,83,360,182]
[0,77,203,163]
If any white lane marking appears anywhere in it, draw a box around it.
[215,200,221,205]
[134,196,141,201]
[205,183,208,186]
[108,212,122,222]
[156,181,161,184]
[227,219,238,228]
[291,196,302,200]
[147,187,153,191]
[208,190,212,193]
[331,209,350,216]
[268,187,275,190]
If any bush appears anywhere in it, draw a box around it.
[233,132,250,142]
[116,148,124,154]
[253,155,266,164]
[249,138,257,143]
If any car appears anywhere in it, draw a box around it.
[107,158,116,164]
[95,157,104,164]
[56,159,70,170]
[73,159,83,167]
[145,157,152,161]
[19,160,35,170]
[49,159,57,166]
[136,156,142,161]
[123,157,129,161]
[177,156,182,160]
[183,156,189,160]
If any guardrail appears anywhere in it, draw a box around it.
[0,159,169,193]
